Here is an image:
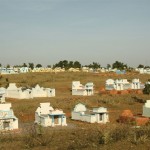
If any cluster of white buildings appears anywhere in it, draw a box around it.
[105,78,144,91]
[1,98,150,131]
[135,68,150,74]
[0,66,128,75]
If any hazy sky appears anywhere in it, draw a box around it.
[0,0,150,67]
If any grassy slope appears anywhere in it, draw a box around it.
[0,72,150,149]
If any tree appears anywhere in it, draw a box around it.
[138,64,144,68]
[28,63,34,70]
[143,83,150,95]
[6,64,10,68]
[22,63,27,67]
[107,64,111,69]
[73,61,81,68]
[36,64,42,68]
[85,62,100,69]
[112,61,127,70]
[47,65,51,68]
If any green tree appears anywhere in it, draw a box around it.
[0,63,2,68]
[6,64,10,68]
[73,61,81,68]
[47,65,51,68]
[112,61,127,70]
[107,64,111,69]
[138,64,144,68]
[143,83,150,95]
[22,63,27,67]
[36,64,42,68]
[28,63,34,70]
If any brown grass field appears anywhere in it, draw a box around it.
[0,72,150,150]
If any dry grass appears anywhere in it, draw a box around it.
[0,72,150,149]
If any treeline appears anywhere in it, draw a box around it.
[0,61,149,70]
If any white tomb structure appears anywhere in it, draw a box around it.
[31,84,55,97]
[35,103,67,127]
[143,100,150,117]
[0,88,6,103]
[5,83,32,99]
[4,83,55,99]
[72,81,94,96]
[0,103,18,130]
[105,79,143,91]
[71,103,109,124]
[131,79,141,89]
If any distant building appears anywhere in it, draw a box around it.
[35,103,67,127]
[0,68,16,75]
[105,78,143,91]
[71,103,109,124]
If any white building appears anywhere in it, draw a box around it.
[35,103,67,127]
[0,68,16,75]
[131,79,141,89]
[105,78,143,91]
[4,83,55,99]
[71,103,109,124]
[143,100,150,117]
[19,67,29,73]
[0,103,18,130]
[31,84,55,97]
[72,81,94,96]
[5,83,32,99]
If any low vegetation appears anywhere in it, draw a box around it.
[0,72,150,149]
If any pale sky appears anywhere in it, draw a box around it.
[0,0,150,67]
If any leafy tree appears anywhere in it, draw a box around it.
[53,60,81,69]
[47,65,51,68]
[6,64,10,68]
[144,66,150,69]
[85,62,100,69]
[112,61,127,70]
[68,61,74,68]
[22,63,27,67]
[28,63,34,70]
[107,64,111,69]
[138,64,144,68]
[0,63,2,67]
[36,64,42,68]
[73,61,81,68]
[143,83,150,95]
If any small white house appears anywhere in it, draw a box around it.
[72,81,94,96]
[143,100,150,117]
[35,103,67,127]
[0,103,18,130]
[71,103,109,124]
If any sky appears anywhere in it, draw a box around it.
[0,0,150,67]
